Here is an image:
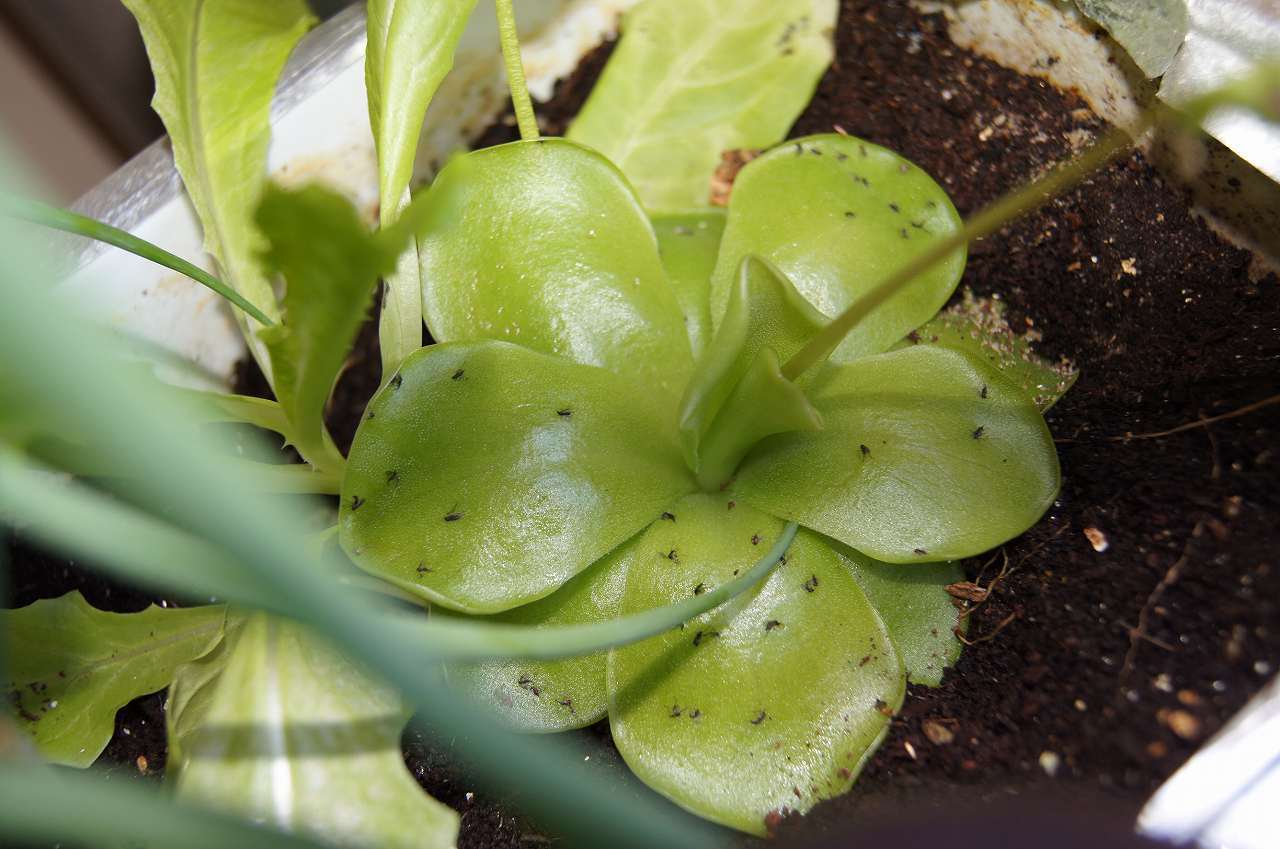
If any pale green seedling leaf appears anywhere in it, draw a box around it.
[679,256,824,481]
[366,0,479,374]
[445,550,630,732]
[695,346,821,491]
[711,134,966,362]
[173,614,458,849]
[897,290,1078,411]
[417,138,692,394]
[365,0,477,210]
[1075,0,1187,78]
[341,339,695,613]
[735,345,1060,563]
[3,592,224,767]
[257,184,404,473]
[608,494,903,835]
[121,0,313,378]
[568,0,837,211]
[652,210,726,357]
[833,543,964,687]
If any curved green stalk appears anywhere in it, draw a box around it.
[397,522,799,661]
[0,763,327,849]
[2,445,795,663]
[782,65,1280,381]
[0,195,273,327]
[494,0,538,141]
[0,448,279,608]
[0,548,7,697]
[781,119,1147,380]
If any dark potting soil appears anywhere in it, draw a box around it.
[7,1,1278,846]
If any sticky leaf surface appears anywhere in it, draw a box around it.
[899,290,1077,411]
[711,135,965,362]
[445,549,630,731]
[417,139,692,394]
[340,340,695,613]
[835,544,964,686]
[608,494,903,835]
[735,345,1059,563]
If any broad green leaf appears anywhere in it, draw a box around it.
[710,134,966,363]
[835,544,964,687]
[173,614,458,849]
[121,0,313,377]
[678,256,824,484]
[653,210,726,358]
[897,290,1078,412]
[257,184,404,473]
[417,138,693,394]
[3,592,224,767]
[568,0,837,211]
[608,494,903,835]
[735,344,1060,563]
[341,340,696,613]
[1075,0,1187,77]
[366,0,479,373]
[444,550,629,732]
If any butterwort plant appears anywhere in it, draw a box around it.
[0,0,1107,842]
[342,134,1065,832]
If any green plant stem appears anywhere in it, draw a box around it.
[0,764,327,849]
[237,460,343,494]
[400,521,800,661]
[0,546,7,695]
[2,444,793,663]
[781,118,1151,381]
[0,195,274,327]
[0,448,278,608]
[494,0,538,141]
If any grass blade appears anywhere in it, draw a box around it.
[0,449,277,609]
[402,522,799,661]
[0,763,328,849]
[0,195,273,326]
